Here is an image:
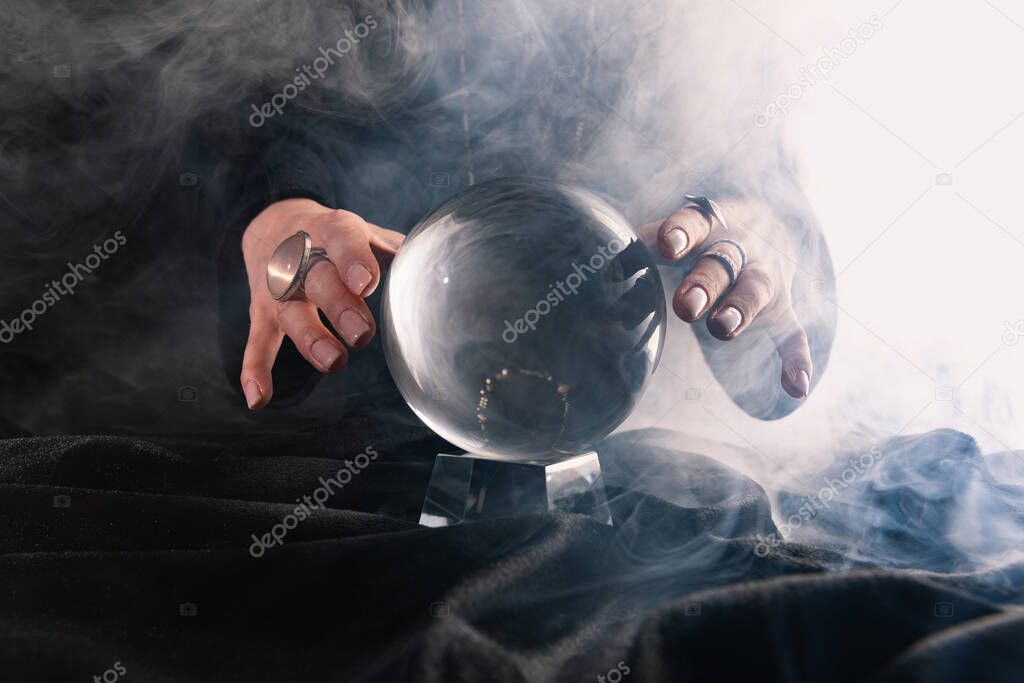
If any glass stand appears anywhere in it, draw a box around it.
[419,451,613,527]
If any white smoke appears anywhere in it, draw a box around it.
[0,0,1020,571]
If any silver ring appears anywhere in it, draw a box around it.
[706,238,747,269]
[700,239,747,288]
[266,230,332,301]
[701,251,739,287]
[683,194,730,231]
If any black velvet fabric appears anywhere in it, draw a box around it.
[1,425,1021,682]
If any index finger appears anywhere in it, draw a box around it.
[656,207,714,261]
[313,210,381,298]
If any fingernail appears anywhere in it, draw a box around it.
[665,228,688,256]
[678,287,708,320]
[345,264,373,296]
[714,306,743,336]
[338,309,370,346]
[796,370,810,397]
[785,369,810,399]
[311,339,343,371]
[243,379,262,410]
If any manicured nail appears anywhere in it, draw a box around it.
[678,287,708,320]
[243,379,262,410]
[338,309,370,346]
[795,370,810,398]
[785,369,811,398]
[664,228,688,256]
[311,339,343,371]
[715,306,743,336]
[345,264,373,296]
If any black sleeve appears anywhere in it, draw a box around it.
[214,105,342,407]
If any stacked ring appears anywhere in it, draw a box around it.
[700,239,748,288]
[683,194,730,231]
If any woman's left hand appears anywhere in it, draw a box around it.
[641,197,813,399]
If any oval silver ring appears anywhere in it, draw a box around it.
[266,230,331,301]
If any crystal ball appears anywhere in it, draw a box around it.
[382,177,665,460]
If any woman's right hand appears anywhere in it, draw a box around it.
[239,198,405,410]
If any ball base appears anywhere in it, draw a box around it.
[419,451,613,527]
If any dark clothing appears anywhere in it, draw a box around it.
[217,0,836,420]
[1,426,1021,682]
[8,4,1002,683]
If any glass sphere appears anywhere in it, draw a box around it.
[382,178,665,460]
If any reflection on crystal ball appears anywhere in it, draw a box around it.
[382,177,665,461]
